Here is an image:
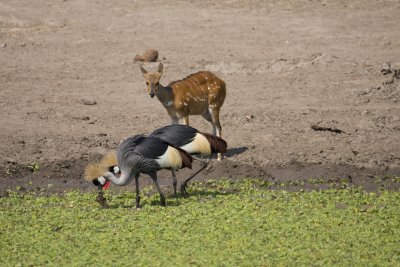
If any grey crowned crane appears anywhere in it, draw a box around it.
[84,125,227,206]
[85,135,192,208]
[149,124,227,196]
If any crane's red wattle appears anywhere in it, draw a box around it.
[102,181,111,190]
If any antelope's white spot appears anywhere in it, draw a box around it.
[183,102,188,106]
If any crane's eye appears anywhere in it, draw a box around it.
[93,179,100,186]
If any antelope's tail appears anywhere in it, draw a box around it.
[199,132,228,154]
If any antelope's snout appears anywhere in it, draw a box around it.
[149,84,156,98]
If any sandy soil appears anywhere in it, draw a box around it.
[1,0,400,194]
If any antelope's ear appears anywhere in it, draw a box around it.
[157,63,164,75]
[140,65,148,75]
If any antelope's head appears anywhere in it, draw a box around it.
[140,63,164,98]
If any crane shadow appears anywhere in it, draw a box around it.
[151,189,237,207]
[98,189,236,209]
[224,146,248,158]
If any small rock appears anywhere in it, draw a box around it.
[80,98,97,105]
[0,43,6,48]
[134,49,158,62]
[19,42,26,47]
[245,114,255,121]
[6,158,17,164]
[381,62,392,75]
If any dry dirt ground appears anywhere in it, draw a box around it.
[1,0,400,195]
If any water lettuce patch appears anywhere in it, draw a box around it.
[1,179,399,266]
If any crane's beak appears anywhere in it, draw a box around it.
[93,177,111,190]
[102,181,111,190]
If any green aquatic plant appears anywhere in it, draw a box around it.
[0,178,399,266]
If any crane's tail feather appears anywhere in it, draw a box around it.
[199,132,228,154]
[176,147,193,169]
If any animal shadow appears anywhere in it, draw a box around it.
[98,189,236,209]
[224,146,248,158]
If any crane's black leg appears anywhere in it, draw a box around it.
[134,174,141,209]
[150,172,166,206]
[171,170,177,198]
[180,159,209,198]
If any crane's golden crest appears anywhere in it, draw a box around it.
[84,151,118,181]
[100,151,118,167]
[84,162,107,181]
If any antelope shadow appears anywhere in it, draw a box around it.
[224,146,249,158]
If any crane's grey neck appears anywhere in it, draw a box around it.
[103,170,133,186]
[155,85,174,107]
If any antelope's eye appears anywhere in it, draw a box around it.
[155,82,159,86]
[146,82,149,85]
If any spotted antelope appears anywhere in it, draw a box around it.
[140,63,227,160]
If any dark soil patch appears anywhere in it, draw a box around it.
[1,158,399,197]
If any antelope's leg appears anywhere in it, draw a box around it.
[180,158,209,197]
[201,111,216,135]
[134,174,141,209]
[183,115,189,125]
[171,116,179,125]
[149,172,166,206]
[209,108,222,138]
[209,108,223,160]
[171,170,177,198]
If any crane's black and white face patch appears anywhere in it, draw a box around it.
[93,176,111,190]
[109,165,120,174]
[93,176,106,186]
